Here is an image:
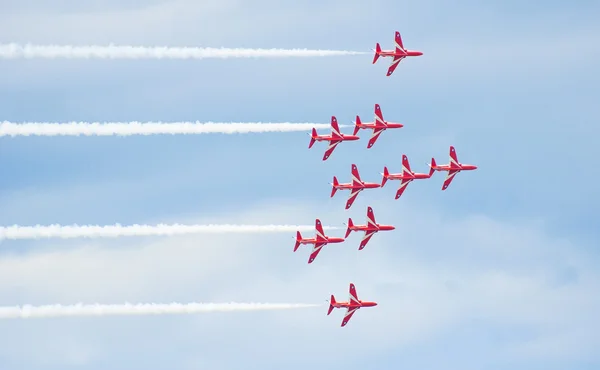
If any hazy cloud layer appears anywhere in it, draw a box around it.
[1,0,599,369]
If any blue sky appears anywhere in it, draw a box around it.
[0,0,599,369]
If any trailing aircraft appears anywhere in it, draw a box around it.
[327,283,377,327]
[294,219,345,264]
[331,164,381,210]
[382,154,434,199]
[309,116,359,161]
[344,206,395,250]
[353,104,403,148]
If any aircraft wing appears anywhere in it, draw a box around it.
[341,306,359,327]
[374,104,386,126]
[386,55,405,76]
[345,188,362,210]
[351,164,362,184]
[315,219,326,241]
[402,154,412,174]
[341,283,361,326]
[349,283,360,303]
[330,116,343,139]
[394,31,405,51]
[395,178,413,199]
[367,127,386,149]
[441,169,459,191]
[358,229,377,250]
[308,242,326,264]
[449,146,460,169]
[366,206,377,226]
[322,140,341,161]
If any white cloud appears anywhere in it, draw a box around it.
[0,0,377,46]
[0,0,241,45]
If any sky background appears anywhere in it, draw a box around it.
[0,0,599,369]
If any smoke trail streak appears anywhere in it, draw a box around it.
[0,302,321,319]
[0,122,350,137]
[0,224,341,240]
[0,44,367,59]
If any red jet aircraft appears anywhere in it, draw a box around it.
[331,164,381,210]
[294,219,345,264]
[308,116,359,161]
[382,154,434,199]
[353,104,404,149]
[327,283,377,327]
[372,31,423,76]
[429,146,478,190]
[344,206,395,250]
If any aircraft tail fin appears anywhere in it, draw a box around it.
[294,231,302,252]
[330,176,339,197]
[381,166,390,187]
[372,43,381,64]
[344,218,354,238]
[327,295,336,315]
[353,115,361,136]
[429,158,437,176]
[428,158,436,176]
[308,128,317,148]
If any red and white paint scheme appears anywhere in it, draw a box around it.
[308,116,360,161]
[331,164,381,210]
[382,154,434,199]
[353,104,404,149]
[372,31,423,76]
[429,146,478,190]
[327,283,377,327]
[344,206,395,250]
[294,219,345,264]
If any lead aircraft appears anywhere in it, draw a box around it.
[308,116,360,161]
[331,164,381,210]
[429,146,478,190]
[353,104,404,148]
[372,30,423,76]
[294,219,345,264]
[327,283,377,327]
[344,206,395,250]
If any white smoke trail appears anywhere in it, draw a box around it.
[0,122,350,137]
[0,302,321,319]
[0,224,341,240]
[0,44,367,59]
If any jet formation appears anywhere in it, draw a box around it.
[298,31,477,327]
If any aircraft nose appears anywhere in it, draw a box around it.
[473,165,478,169]
[417,51,423,56]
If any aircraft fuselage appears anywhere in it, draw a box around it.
[314,134,360,142]
[350,224,395,232]
[335,182,381,190]
[335,301,378,309]
[379,50,423,57]
[300,237,345,245]
[433,164,477,171]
